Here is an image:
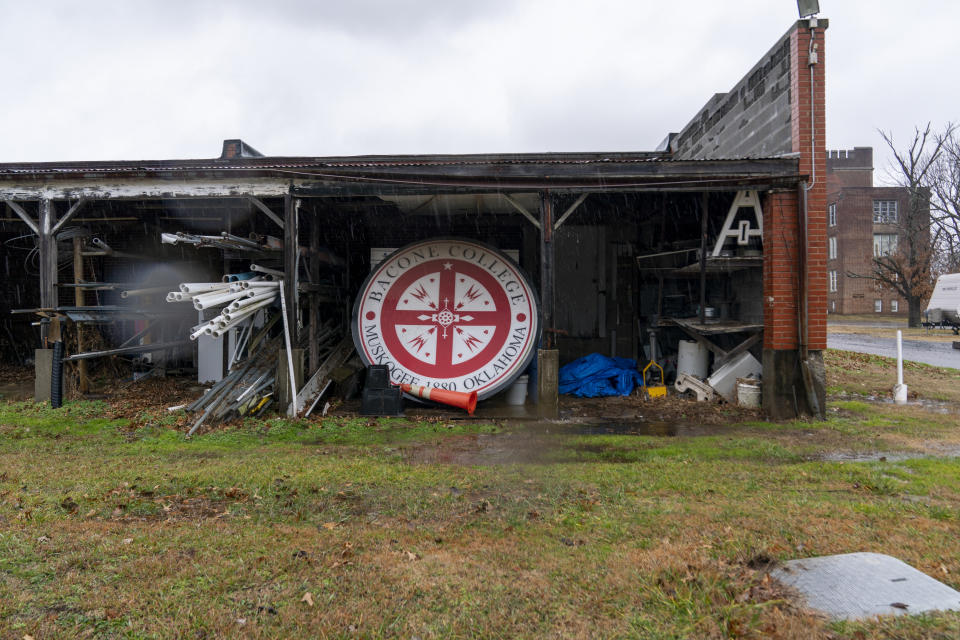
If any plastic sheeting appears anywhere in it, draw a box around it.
[559,353,644,397]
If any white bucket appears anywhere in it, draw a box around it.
[506,375,529,405]
[736,378,762,408]
[677,340,709,379]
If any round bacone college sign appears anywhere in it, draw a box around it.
[352,238,540,399]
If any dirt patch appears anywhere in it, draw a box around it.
[103,376,202,427]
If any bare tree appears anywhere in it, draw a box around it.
[847,123,948,327]
[929,126,960,274]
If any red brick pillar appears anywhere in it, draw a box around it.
[791,20,828,353]
[763,190,800,351]
[762,19,827,419]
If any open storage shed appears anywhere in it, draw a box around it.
[0,19,828,420]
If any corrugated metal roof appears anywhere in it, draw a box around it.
[0,151,797,177]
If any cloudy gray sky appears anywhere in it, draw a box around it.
[0,1,956,183]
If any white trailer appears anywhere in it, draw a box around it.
[924,273,960,332]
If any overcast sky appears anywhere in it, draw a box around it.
[0,1,956,184]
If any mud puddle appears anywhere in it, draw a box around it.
[0,380,33,401]
[816,444,960,463]
[402,419,726,466]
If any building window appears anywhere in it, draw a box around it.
[891,300,899,313]
[873,200,898,224]
[829,236,837,260]
[828,203,837,227]
[875,299,883,313]
[829,270,838,292]
[873,233,898,257]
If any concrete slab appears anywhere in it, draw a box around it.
[772,552,960,621]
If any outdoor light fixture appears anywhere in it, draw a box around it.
[797,0,820,18]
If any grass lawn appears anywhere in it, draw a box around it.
[2,357,960,638]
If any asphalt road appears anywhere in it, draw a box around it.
[828,333,960,369]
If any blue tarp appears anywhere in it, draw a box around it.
[558,353,645,397]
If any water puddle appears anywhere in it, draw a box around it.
[401,419,726,466]
[0,381,33,401]
[816,445,960,463]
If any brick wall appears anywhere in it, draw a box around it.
[828,185,911,315]
[791,21,828,350]
[826,147,873,193]
[763,190,800,349]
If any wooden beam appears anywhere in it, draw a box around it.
[672,321,726,357]
[539,191,555,347]
[247,196,284,229]
[72,237,89,393]
[283,195,299,341]
[51,198,88,236]
[502,194,541,230]
[38,199,58,342]
[553,193,588,231]
[0,178,290,201]
[713,332,762,369]
[308,206,321,374]
[699,193,708,325]
[4,200,38,235]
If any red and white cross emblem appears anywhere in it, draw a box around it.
[353,239,538,398]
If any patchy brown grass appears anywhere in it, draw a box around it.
[2,374,960,637]
[825,349,960,403]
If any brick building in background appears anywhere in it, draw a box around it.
[826,147,919,315]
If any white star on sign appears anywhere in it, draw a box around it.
[443,262,453,270]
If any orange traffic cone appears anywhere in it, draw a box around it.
[401,383,477,415]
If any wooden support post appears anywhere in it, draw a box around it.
[308,205,321,374]
[538,191,559,418]
[38,199,58,343]
[283,194,299,341]
[539,191,555,348]
[537,348,559,419]
[699,193,708,325]
[72,237,89,393]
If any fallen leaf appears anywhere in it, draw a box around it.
[322,522,337,530]
[36,535,50,544]
[24,635,35,640]
[404,551,418,561]
[122,538,133,545]
[85,509,96,518]
[301,592,314,607]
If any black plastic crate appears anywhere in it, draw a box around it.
[360,386,403,416]
[365,365,391,390]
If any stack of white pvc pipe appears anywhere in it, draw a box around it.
[166,276,280,340]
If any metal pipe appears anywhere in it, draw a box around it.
[120,286,171,299]
[62,340,190,361]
